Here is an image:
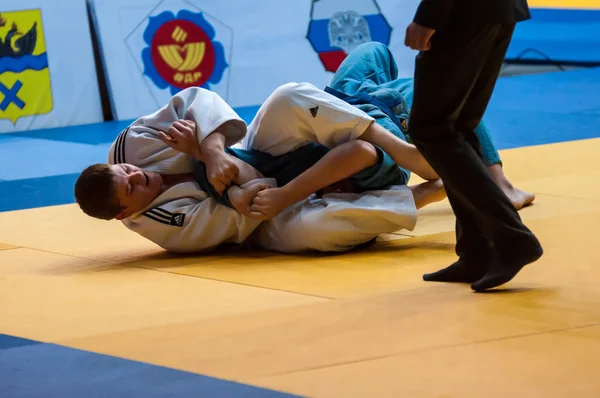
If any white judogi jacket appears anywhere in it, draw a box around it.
[108,85,418,253]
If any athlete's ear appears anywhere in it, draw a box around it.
[115,210,131,220]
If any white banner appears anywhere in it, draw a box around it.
[0,0,103,133]
[89,0,421,121]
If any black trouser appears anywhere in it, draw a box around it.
[408,22,539,264]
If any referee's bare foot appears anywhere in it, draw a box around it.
[488,164,535,210]
[409,179,446,209]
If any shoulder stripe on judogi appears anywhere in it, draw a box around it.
[145,209,171,222]
[113,130,124,164]
[143,208,185,227]
[153,207,173,217]
[113,127,129,164]
[143,210,171,225]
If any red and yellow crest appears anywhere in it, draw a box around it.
[142,10,227,95]
[151,19,215,89]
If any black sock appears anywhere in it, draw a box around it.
[423,259,489,284]
[471,244,544,292]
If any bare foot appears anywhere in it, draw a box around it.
[487,164,535,210]
[409,179,447,209]
[499,184,536,210]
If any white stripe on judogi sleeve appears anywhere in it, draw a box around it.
[109,87,246,173]
[122,182,262,253]
[243,82,374,156]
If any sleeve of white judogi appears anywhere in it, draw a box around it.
[245,82,374,155]
[124,185,263,254]
[109,87,246,171]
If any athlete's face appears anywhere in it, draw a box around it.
[110,164,162,219]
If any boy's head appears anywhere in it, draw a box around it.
[74,163,162,220]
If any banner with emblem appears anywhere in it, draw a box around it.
[307,0,393,72]
[90,0,236,121]
[0,0,102,133]
[89,0,422,121]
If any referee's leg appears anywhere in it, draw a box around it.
[408,23,542,291]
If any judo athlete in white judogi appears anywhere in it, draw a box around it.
[74,43,531,254]
[73,82,440,253]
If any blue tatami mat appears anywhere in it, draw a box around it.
[483,67,600,149]
[506,8,600,64]
[0,334,42,351]
[490,67,600,114]
[0,334,299,398]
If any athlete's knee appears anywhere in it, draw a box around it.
[351,42,392,62]
[360,41,388,53]
[350,140,378,167]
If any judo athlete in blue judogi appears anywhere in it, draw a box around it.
[195,42,533,218]
[324,42,533,210]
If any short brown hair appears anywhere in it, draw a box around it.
[74,164,123,220]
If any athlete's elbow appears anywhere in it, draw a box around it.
[350,140,379,168]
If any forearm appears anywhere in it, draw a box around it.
[230,156,264,185]
[198,130,226,160]
[360,122,439,180]
[282,141,377,204]
[199,129,264,181]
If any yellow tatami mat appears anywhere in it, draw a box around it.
[528,0,600,8]
[0,248,326,341]
[53,210,600,384]
[0,204,159,263]
[256,324,600,398]
[0,242,17,251]
[1,138,600,397]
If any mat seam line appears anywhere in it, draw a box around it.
[0,247,116,263]
[131,265,336,300]
[259,321,600,378]
[532,192,600,202]
[1,247,335,300]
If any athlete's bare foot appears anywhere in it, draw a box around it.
[488,164,535,210]
[409,179,447,209]
[501,185,536,210]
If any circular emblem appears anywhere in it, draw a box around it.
[307,0,392,72]
[141,10,228,95]
[150,19,215,89]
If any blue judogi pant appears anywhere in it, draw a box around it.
[327,42,502,176]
